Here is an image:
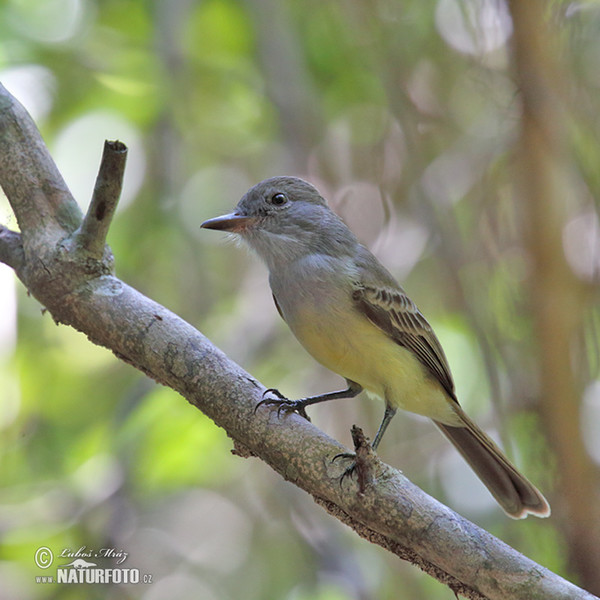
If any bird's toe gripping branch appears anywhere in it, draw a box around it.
[254,388,312,421]
[332,425,377,493]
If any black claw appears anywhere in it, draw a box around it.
[254,390,311,421]
[332,452,355,463]
[340,463,357,486]
[332,427,375,493]
[331,452,357,487]
[254,388,286,415]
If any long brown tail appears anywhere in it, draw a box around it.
[434,410,550,519]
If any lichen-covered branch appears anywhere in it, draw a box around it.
[0,84,595,600]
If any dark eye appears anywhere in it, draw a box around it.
[269,192,287,206]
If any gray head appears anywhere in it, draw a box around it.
[202,176,358,268]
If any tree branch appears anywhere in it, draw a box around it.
[0,83,81,240]
[73,139,127,258]
[0,86,595,600]
[0,225,24,272]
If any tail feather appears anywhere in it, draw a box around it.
[434,411,550,519]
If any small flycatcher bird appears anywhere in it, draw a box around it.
[202,176,550,519]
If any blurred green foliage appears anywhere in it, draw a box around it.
[1,0,599,598]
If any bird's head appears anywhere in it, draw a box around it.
[202,176,355,267]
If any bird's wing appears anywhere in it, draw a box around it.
[272,293,285,320]
[351,283,457,400]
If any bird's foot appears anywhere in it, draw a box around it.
[332,425,376,493]
[332,451,358,485]
[254,388,311,421]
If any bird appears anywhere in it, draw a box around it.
[201,175,550,519]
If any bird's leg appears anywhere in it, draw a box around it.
[334,403,397,460]
[334,404,397,485]
[255,381,362,421]
[371,404,397,450]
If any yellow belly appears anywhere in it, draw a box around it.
[287,303,461,426]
